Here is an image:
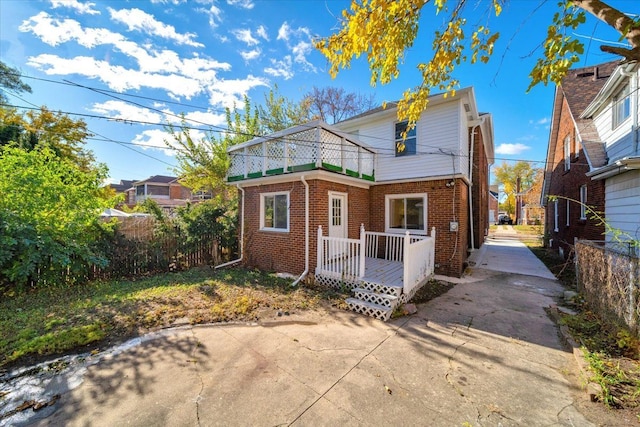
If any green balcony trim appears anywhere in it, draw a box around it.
[288,163,316,173]
[322,162,343,173]
[266,167,284,175]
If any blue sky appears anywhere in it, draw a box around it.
[0,0,633,183]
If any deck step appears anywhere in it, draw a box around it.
[353,288,399,309]
[359,281,403,298]
[346,297,393,322]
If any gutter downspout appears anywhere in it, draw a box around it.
[215,184,245,269]
[621,68,639,154]
[291,175,309,286]
[468,117,485,252]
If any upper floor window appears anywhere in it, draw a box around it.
[564,135,571,171]
[613,84,631,129]
[260,192,289,232]
[580,185,588,220]
[395,121,417,157]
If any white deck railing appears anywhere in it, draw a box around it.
[316,225,436,295]
[403,227,436,296]
[316,225,365,281]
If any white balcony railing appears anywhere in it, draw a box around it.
[227,122,375,182]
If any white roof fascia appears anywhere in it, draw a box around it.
[581,63,637,118]
[587,156,640,180]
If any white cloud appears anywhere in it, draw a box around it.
[495,143,531,155]
[256,25,268,41]
[227,0,254,10]
[108,7,203,47]
[264,56,293,80]
[240,48,261,61]
[50,0,100,15]
[150,0,187,4]
[181,110,226,127]
[277,22,290,41]
[207,74,268,107]
[19,12,251,103]
[199,4,223,29]
[132,129,178,155]
[274,22,317,74]
[232,28,259,46]
[91,100,164,123]
[291,40,316,71]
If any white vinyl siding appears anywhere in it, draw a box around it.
[336,102,464,182]
[605,170,640,241]
[591,78,636,162]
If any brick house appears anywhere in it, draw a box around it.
[225,88,494,319]
[111,175,204,211]
[542,60,619,257]
[489,185,499,225]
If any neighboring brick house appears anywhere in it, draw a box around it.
[227,87,493,293]
[542,60,619,257]
[489,186,499,224]
[519,173,545,225]
[111,175,200,211]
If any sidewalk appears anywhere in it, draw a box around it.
[468,228,556,280]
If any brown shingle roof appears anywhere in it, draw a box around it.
[561,60,619,168]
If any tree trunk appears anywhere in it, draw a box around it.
[572,0,640,62]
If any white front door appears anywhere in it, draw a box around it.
[328,192,348,258]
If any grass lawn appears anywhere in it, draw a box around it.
[0,267,348,369]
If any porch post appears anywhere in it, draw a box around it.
[317,226,323,273]
[403,231,410,294]
[359,224,366,278]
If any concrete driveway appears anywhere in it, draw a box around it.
[4,233,610,426]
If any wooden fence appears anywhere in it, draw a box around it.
[20,218,232,288]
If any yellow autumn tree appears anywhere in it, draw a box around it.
[316,0,640,129]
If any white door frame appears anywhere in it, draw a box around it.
[328,191,348,240]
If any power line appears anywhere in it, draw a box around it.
[6,72,221,113]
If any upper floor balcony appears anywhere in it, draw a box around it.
[227,121,376,183]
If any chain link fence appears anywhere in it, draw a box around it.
[575,240,640,334]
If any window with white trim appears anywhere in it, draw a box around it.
[564,135,571,171]
[566,199,570,227]
[580,185,588,220]
[385,193,427,233]
[395,121,417,156]
[260,192,289,231]
[613,83,631,129]
[554,200,559,232]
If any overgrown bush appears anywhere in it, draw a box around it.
[0,146,114,291]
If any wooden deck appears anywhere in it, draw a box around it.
[362,257,403,286]
[318,256,403,287]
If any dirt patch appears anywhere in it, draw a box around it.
[411,279,455,304]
